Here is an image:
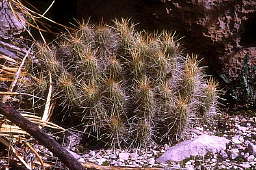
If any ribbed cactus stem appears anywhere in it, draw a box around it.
[80,80,98,104]
[136,119,154,147]
[58,70,78,105]
[95,25,118,58]
[12,19,220,148]
[76,21,94,45]
[130,49,145,80]
[107,115,127,149]
[36,44,60,75]
[106,56,122,81]
[114,19,136,50]
[201,78,219,118]
[78,47,99,81]
[174,97,189,136]
[161,31,179,57]
[181,56,202,101]
[136,76,155,120]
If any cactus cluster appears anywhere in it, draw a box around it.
[16,20,219,148]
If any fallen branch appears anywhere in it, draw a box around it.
[82,162,163,170]
[0,40,28,59]
[0,103,85,170]
[2,44,32,103]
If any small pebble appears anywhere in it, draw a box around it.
[78,158,85,163]
[247,155,255,162]
[244,152,250,159]
[119,152,130,161]
[96,158,107,165]
[240,162,251,169]
[130,152,139,160]
[230,148,240,159]
[148,158,155,165]
[109,154,117,159]
[89,151,96,156]
[232,136,243,144]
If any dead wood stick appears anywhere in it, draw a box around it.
[2,44,32,103]
[0,40,29,57]
[0,103,85,170]
[82,162,163,170]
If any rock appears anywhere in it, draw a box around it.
[83,153,90,158]
[185,161,192,166]
[233,165,238,169]
[105,149,113,154]
[148,158,155,165]
[219,165,227,169]
[185,165,194,170]
[109,154,117,159]
[220,150,228,159]
[211,158,217,163]
[230,149,240,160]
[78,158,85,163]
[237,144,246,150]
[244,152,250,159]
[156,134,230,163]
[87,158,95,163]
[95,151,103,159]
[103,155,110,159]
[110,160,117,165]
[96,158,107,165]
[247,155,255,162]
[131,161,139,166]
[65,133,82,149]
[147,153,153,157]
[119,152,130,161]
[130,152,139,160]
[236,125,247,132]
[246,133,252,137]
[169,164,181,169]
[137,156,143,160]
[251,161,256,166]
[89,151,96,156]
[232,135,243,144]
[117,161,125,166]
[248,142,256,156]
[245,140,251,146]
[240,162,251,169]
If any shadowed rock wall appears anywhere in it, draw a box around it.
[75,0,256,80]
[26,0,256,80]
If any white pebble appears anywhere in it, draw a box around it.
[119,152,130,161]
[247,155,255,162]
[148,158,155,165]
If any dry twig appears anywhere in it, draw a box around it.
[0,103,85,170]
[2,44,33,103]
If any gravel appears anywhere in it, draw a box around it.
[69,114,256,169]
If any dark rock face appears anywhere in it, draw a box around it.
[75,0,256,79]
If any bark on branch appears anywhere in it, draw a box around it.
[0,103,85,170]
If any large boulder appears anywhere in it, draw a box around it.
[156,134,230,163]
